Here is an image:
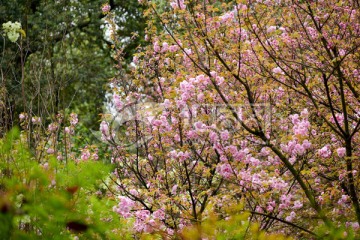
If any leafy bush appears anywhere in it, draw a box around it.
[0,128,128,239]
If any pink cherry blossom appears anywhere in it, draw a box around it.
[337,147,346,158]
[318,145,332,158]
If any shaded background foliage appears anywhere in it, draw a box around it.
[0,0,146,140]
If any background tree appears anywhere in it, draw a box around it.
[0,0,146,142]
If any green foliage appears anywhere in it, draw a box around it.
[0,128,128,239]
[315,223,357,240]
[111,0,147,60]
[0,0,146,138]
[176,205,292,240]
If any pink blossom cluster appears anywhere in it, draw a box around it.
[318,145,332,159]
[101,4,111,14]
[113,196,135,218]
[170,0,185,10]
[290,110,311,136]
[19,113,27,121]
[48,123,58,133]
[32,116,41,125]
[113,93,124,110]
[100,121,111,140]
[168,150,190,163]
[69,113,78,126]
[79,146,98,161]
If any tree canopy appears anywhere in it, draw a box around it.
[0,0,146,136]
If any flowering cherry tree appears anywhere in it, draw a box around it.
[103,0,360,238]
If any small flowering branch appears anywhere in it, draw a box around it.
[101,3,111,15]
